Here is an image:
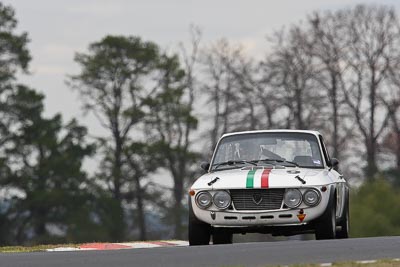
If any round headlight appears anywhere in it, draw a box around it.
[303,189,321,206]
[213,191,231,210]
[195,191,212,209]
[284,189,302,208]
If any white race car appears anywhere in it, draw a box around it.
[188,130,349,245]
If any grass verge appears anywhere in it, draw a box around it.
[0,244,79,253]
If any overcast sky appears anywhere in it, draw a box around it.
[5,0,398,131]
[4,0,399,178]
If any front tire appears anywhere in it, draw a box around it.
[315,191,336,240]
[188,198,211,246]
[212,228,233,245]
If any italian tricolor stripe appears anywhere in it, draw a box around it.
[246,170,256,188]
[246,168,272,188]
[261,168,271,188]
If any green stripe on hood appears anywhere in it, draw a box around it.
[246,169,256,188]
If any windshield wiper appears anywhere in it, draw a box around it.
[212,160,257,170]
[254,159,299,167]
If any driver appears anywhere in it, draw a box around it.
[235,141,259,161]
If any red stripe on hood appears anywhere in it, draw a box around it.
[261,168,271,188]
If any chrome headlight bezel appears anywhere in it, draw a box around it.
[213,190,231,210]
[303,189,321,207]
[283,188,302,208]
[195,191,213,209]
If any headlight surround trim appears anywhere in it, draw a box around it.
[303,189,321,207]
[283,188,302,208]
[195,191,213,209]
[213,190,232,210]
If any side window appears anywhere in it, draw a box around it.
[318,135,331,167]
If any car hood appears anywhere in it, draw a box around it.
[191,167,333,190]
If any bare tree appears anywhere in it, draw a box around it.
[264,5,400,180]
[337,5,400,180]
[201,39,263,150]
[144,47,200,239]
[263,26,326,130]
[222,47,276,130]
[308,11,355,159]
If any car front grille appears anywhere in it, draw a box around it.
[230,189,284,211]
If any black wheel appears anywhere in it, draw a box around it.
[315,191,336,240]
[336,191,349,239]
[212,228,233,245]
[188,198,211,246]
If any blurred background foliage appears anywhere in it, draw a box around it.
[350,179,400,238]
[1,1,400,245]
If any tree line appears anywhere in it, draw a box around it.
[1,2,400,245]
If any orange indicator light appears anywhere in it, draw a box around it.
[189,190,195,196]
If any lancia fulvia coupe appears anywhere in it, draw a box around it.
[188,130,349,245]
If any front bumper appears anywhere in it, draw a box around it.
[192,206,326,227]
[190,187,331,227]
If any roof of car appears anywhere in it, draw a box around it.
[221,129,321,138]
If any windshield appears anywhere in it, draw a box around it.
[211,132,324,171]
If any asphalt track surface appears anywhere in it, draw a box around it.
[2,236,400,267]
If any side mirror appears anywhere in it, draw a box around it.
[200,162,210,171]
[330,158,339,169]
